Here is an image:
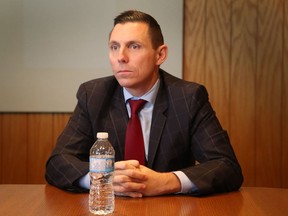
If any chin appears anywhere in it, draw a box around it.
[116,79,133,88]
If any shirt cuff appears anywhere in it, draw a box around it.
[173,171,197,194]
[78,173,90,189]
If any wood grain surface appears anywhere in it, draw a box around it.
[1,185,288,216]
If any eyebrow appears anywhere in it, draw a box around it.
[109,40,119,45]
[109,40,142,45]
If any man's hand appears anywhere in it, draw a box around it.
[113,160,181,198]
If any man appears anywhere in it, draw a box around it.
[45,10,243,197]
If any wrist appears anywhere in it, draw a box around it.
[161,172,181,194]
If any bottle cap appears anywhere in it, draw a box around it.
[97,132,108,139]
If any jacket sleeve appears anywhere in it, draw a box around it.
[182,85,243,196]
[45,83,93,192]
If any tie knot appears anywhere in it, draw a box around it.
[129,99,147,115]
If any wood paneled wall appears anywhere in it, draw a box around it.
[0,0,287,187]
[0,114,71,183]
[184,0,288,187]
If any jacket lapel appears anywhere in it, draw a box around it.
[147,78,168,168]
[109,85,128,160]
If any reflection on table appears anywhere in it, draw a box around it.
[0,184,287,215]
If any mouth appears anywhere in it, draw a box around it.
[117,70,132,74]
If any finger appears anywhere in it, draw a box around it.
[125,160,140,167]
[113,182,146,193]
[114,169,147,181]
[113,173,146,184]
[113,174,133,183]
[115,160,140,170]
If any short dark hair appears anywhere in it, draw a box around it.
[112,10,164,49]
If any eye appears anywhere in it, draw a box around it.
[110,44,119,51]
[129,43,140,50]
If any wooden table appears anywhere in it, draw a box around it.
[0,184,287,216]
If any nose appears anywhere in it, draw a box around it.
[118,48,128,63]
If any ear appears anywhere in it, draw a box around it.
[156,45,168,66]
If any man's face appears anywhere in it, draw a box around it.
[109,22,166,97]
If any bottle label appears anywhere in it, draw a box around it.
[90,157,114,173]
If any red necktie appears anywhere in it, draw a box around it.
[125,99,147,165]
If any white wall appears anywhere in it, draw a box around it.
[0,0,183,112]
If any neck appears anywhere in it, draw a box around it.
[126,74,159,97]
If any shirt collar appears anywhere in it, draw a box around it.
[123,79,160,105]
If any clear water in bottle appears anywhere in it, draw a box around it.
[89,133,115,215]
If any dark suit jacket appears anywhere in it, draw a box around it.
[45,69,243,195]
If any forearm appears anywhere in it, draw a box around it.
[182,158,243,196]
[45,154,89,192]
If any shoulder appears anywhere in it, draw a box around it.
[79,76,117,91]
[76,75,120,96]
[159,70,212,119]
[159,69,208,100]
[75,75,121,101]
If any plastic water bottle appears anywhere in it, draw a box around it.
[89,132,115,215]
